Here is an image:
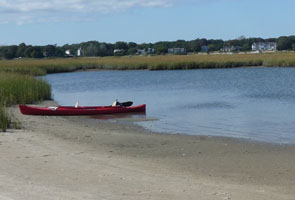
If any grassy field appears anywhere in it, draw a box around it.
[0,52,295,75]
[1,52,295,131]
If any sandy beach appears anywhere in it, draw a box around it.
[1,101,295,200]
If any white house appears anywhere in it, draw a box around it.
[146,48,155,54]
[43,51,48,57]
[137,49,146,54]
[252,42,277,51]
[65,49,73,57]
[114,49,124,54]
[168,48,186,54]
[77,48,82,56]
[137,48,155,55]
[221,46,241,52]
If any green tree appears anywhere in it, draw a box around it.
[127,47,137,55]
[24,46,33,57]
[97,43,107,56]
[84,43,99,56]
[115,41,128,50]
[208,44,216,52]
[128,42,137,48]
[189,40,201,52]
[242,43,251,51]
[154,42,168,54]
[200,38,208,46]
[3,46,18,59]
[277,36,292,50]
[16,43,26,58]
[30,47,43,58]
[43,45,57,57]
[55,48,65,57]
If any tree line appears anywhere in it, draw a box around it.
[0,36,295,59]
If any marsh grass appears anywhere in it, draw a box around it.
[0,73,51,131]
[0,106,10,132]
[0,73,51,106]
[0,52,295,76]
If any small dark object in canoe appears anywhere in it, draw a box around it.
[115,101,133,107]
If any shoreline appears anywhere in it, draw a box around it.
[98,112,295,147]
[68,65,268,74]
[1,101,295,199]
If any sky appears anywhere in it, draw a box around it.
[0,0,294,45]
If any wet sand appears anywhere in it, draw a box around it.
[1,101,295,200]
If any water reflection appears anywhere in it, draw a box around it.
[90,112,147,121]
[180,102,235,109]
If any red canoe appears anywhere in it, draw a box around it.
[19,104,146,116]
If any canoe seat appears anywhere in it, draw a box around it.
[75,101,79,108]
[48,107,58,111]
[112,100,118,107]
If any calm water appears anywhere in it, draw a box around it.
[44,67,295,144]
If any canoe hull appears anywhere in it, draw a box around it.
[19,104,146,116]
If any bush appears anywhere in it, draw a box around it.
[0,73,51,131]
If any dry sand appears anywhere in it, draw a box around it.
[1,101,295,200]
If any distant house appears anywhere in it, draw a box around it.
[77,48,82,57]
[221,46,241,52]
[65,49,74,57]
[252,42,277,51]
[201,46,208,52]
[168,48,186,54]
[43,51,48,57]
[137,48,155,55]
[146,48,155,54]
[114,49,124,54]
[137,49,145,54]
